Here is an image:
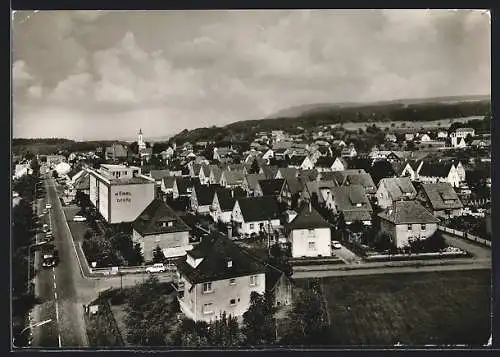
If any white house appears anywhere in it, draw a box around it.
[287,204,332,258]
[262,149,274,160]
[451,136,467,148]
[232,197,281,236]
[288,155,314,170]
[417,162,461,188]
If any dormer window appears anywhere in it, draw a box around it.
[227,260,233,268]
[356,203,362,207]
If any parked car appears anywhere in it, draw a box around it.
[44,231,54,242]
[43,209,48,214]
[45,203,52,209]
[332,241,342,249]
[145,263,166,273]
[73,215,87,222]
[42,224,49,233]
[42,249,58,268]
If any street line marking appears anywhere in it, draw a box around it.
[53,281,57,289]
[54,291,58,300]
[58,334,62,348]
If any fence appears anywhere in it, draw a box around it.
[438,225,491,248]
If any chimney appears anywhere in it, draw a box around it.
[231,189,234,198]
[227,224,232,239]
[309,201,312,212]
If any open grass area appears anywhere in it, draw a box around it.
[296,269,491,346]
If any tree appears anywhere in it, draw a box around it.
[242,291,277,346]
[52,170,59,179]
[152,245,165,263]
[423,231,447,252]
[373,232,394,252]
[248,158,260,174]
[281,283,329,345]
[369,160,396,185]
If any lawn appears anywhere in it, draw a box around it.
[295,269,491,346]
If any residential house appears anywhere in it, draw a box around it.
[273,148,289,161]
[197,164,211,185]
[330,185,373,225]
[417,182,464,219]
[260,165,279,180]
[175,235,266,322]
[132,199,192,262]
[417,162,461,188]
[161,176,176,196]
[332,140,346,148]
[376,177,417,209]
[341,144,357,158]
[455,161,466,182]
[232,196,281,236]
[378,201,440,248]
[437,131,448,139]
[73,171,90,196]
[385,133,397,143]
[341,171,377,195]
[173,177,200,199]
[271,130,286,142]
[297,169,319,183]
[279,176,304,208]
[275,167,298,181]
[209,165,223,185]
[254,179,285,198]
[105,144,128,161]
[220,170,245,189]
[314,157,337,172]
[331,157,348,172]
[419,133,431,142]
[213,147,232,162]
[399,160,424,180]
[300,180,337,210]
[211,188,246,224]
[191,184,220,215]
[262,149,274,160]
[451,136,467,148]
[160,147,175,161]
[471,139,491,148]
[288,155,314,170]
[452,127,475,139]
[287,204,332,258]
[242,173,266,195]
[149,170,173,186]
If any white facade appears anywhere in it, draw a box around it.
[231,201,280,236]
[290,227,331,258]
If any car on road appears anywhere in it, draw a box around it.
[73,215,87,222]
[44,231,54,242]
[332,241,342,249]
[145,263,167,273]
[41,249,58,268]
[43,209,48,214]
[45,203,52,209]
[42,224,49,233]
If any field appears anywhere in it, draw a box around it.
[340,115,484,131]
[295,269,491,346]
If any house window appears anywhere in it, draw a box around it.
[203,303,214,314]
[250,275,257,286]
[249,223,255,230]
[230,299,237,306]
[203,282,212,293]
[421,224,426,230]
[309,241,316,250]
[229,278,236,285]
[407,224,412,231]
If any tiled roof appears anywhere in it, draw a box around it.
[245,173,266,191]
[177,234,265,284]
[210,165,222,182]
[289,155,307,166]
[277,167,298,180]
[175,177,200,195]
[236,196,280,222]
[284,176,304,195]
[200,164,211,177]
[344,172,376,193]
[331,185,373,212]
[162,176,176,189]
[216,187,247,211]
[378,201,440,224]
[418,162,453,178]
[315,156,336,168]
[257,179,285,196]
[420,183,464,211]
[133,199,191,236]
[343,210,372,222]
[379,177,417,200]
[287,204,331,230]
[298,169,319,182]
[222,170,245,185]
[194,184,220,206]
[74,172,90,190]
[261,165,279,179]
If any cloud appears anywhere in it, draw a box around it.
[12,10,491,139]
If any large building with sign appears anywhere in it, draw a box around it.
[88,164,156,224]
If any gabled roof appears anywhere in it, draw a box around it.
[215,187,247,211]
[420,183,464,211]
[283,176,304,195]
[133,199,191,236]
[331,185,373,212]
[289,155,308,166]
[178,234,265,284]
[418,162,454,178]
[149,170,172,180]
[74,172,90,190]
[209,165,222,182]
[344,158,372,171]
[315,156,336,168]
[261,165,279,179]
[379,177,417,200]
[277,167,298,180]
[245,173,266,191]
[175,177,200,195]
[194,184,220,206]
[298,169,319,182]
[378,201,440,224]
[200,164,211,177]
[162,176,176,189]
[236,196,280,222]
[287,204,331,230]
[222,170,245,185]
[344,172,376,192]
[256,179,285,196]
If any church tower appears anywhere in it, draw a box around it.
[138,128,146,151]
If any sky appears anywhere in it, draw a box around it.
[12,9,491,141]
